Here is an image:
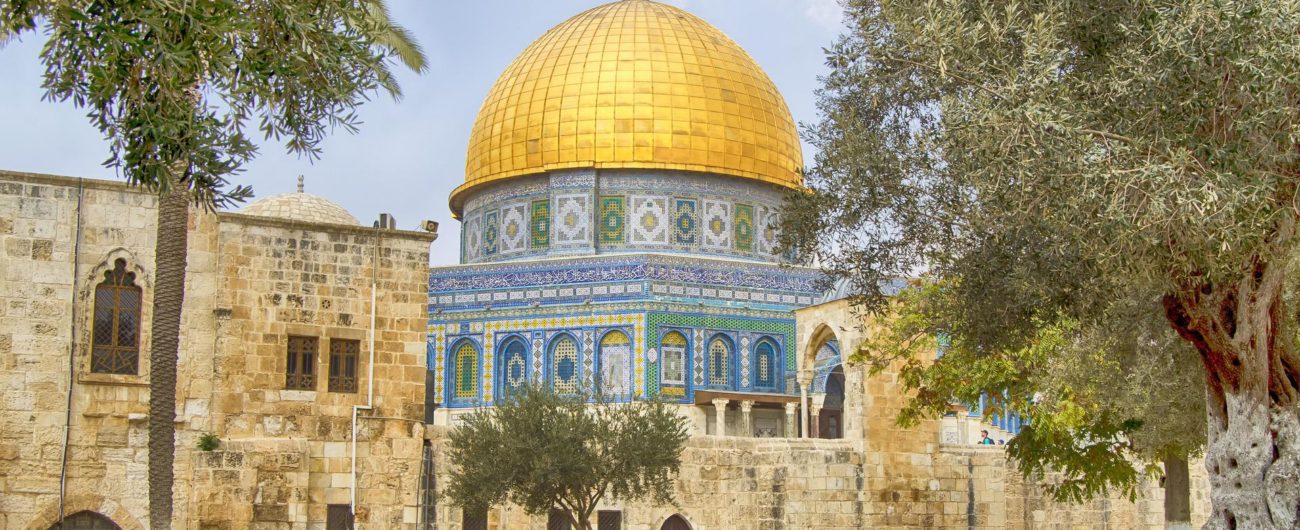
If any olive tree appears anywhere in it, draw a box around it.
[785,1,1300,526]
[447,385,690,530]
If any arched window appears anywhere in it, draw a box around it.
[452,340,480,401]
[498,337,529,398]
[91,259,142,374]
[660,331,687,386]
[708,336,731,387]
[50,511,122,530]
[551,335,579,394]
[754,339,778,390]
[598,331,631,397]
[660,514,692,530]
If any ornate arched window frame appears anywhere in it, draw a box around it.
[596,329,633,399]
[449,338,482,404]
[706,333,734,389]
[547,332,582,395]
[77,250,153,383]
[752,336,781,392]
[496,334,530,400]
[658,330,689,387]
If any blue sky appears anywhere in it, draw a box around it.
[0,0,844,265]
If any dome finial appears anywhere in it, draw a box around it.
[297,175,305,193]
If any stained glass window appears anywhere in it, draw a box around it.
[91,259,141,375]
[598,331,631,396]
[500,338,528,397]
[660,331,687,385]
[708,337,730,387]
[454,341,479,400]
[755,339,777,389]
[552,336,579,394]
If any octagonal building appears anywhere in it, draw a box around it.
[427,0,825,436]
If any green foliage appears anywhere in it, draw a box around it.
[786,0,1297,504]
[196,432,220,452]
[0,0,424,207]
[446,385,690,530]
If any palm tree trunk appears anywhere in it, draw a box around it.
[148,185,189,529]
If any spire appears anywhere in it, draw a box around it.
[297,175,305,193]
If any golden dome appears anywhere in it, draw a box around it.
[453,0,803,213]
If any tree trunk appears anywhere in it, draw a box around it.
[1163,253,1300,529]
[1163,453,1192,530]
[148,186,189,529]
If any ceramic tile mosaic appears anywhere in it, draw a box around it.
[599,196,626,244]
[530,199,550,249]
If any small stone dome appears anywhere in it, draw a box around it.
[239,176,359,225]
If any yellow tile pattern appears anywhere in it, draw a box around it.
[454,0,803,213]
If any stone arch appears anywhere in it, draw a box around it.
[660,513,695,530]
[76,249,154,379]
[801,322,838,380]
[26,494,145,530]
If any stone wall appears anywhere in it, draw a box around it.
[0,170,435,529]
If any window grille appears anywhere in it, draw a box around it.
[597,510,623,530]
[329,339,360,393]
[755,340,777,389]
[462,508,488,530]
[708,337,730,386]
[552,337,579,394]
[500,338,528,397]
[598,331,631,397]
[454,341,479,400]
[90,259,141,375]
[548,508,572,530]
[285,336,318,390]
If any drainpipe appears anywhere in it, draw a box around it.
[58,178,85,526]
[351,226,381,517]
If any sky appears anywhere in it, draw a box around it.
[0,0,845,266]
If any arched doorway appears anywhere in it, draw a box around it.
[818,365,845,439]
[48,511,121,530]
[660,514,692,530]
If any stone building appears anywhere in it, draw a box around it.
[1,0,1212,529]
[0,170,436,529]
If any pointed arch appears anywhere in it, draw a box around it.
[48,512,122,530]
[548,332,581,394]
[597,329,632,398]
[497,335,530,400]
[706,333,734,388]
[660,514,694,530]
[450,338,481,403]
[752,336,780,391]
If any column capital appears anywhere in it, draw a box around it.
[711,398,730,409]
[783,402,799,413]
[739,400,754,412]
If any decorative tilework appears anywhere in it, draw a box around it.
[734,204,754,253]
[482,210,499,257]
[531,200,550,249]
[599,331,632,396]
[672,198,698,246]
[453,341,479,400]
[582,330,595,387]
[555,194,590,244]
[708,336,731,386]
[755,339,777,389]
[660,331,687,385]
[757,204,779,255]
[500,203,527,253]
[692,329,704,385]
[739,334,752,387]
[532,335,544,380]
[463,216,482,262]
[629,196,668,244]
[500,338,528,395]
[599,196,625,244]
[644,312,795,398]
[702,199,731,249]
[431,326,445,402]
[552,336,579,394]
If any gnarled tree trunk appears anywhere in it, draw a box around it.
[1163,249,1300,529]
[148,185,189,529]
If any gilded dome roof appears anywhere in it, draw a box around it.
[240,177,360,226]
[453,0,803,213]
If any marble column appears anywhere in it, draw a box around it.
[711,398,729,437]
[783,402,799,438]
[810,402,823,439]
[739,400,755,437]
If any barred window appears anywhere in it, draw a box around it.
[286,336,318,390]
[597,510,623,530]
[552,336,579,394]
[91,259,141,375]
[454,341,479,400]
[708,337,731,386]
[499,338,529,398]
[755,339,778,390]
[462,507,488,530]
[548,508,572,530]
[326,504,354,530]
[329,339,359,393]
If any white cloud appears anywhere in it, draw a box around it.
[803,0,844,33]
